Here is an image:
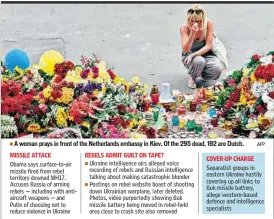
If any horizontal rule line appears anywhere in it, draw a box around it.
[1,1,273,4]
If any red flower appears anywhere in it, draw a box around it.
[51,90,62,99]
[67,82,75,88]
[54,75,63,83]
[66,61,74,70]
[92,66,99,74]
[110,116,122,127]
[54,61,74,78]
[252,54,260,62]
[254,64,265,79]
[146,127,156,138]
[107,69,116,80]
[42,83,49,88]
[80,69,90,79]
[256,105,267,115]
[269,92,274,99]
[117,104,126,113]
[1,80,22,96]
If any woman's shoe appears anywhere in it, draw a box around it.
[188,77,196,89]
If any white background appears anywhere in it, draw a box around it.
[1,139,273,219]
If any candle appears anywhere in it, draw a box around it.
[208,130,218,139]
[225,120,233,131]
[201,100,208,112]
[187,119,196,131]
[190,101,197,112]
[195,123,203,134]
[179,118,185,129]
[177,94,184,104]
[211,115,218,127]
[152,108,159,121]
[208,106,217,117]
[150,85,160,105]
[206,89,214,100]
[177,106,186,115]
[172,114,179,127]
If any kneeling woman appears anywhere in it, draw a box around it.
[180,4,223,88]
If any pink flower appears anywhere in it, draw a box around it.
[39,103,48,113]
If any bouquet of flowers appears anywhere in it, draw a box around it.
[1,54,150,138]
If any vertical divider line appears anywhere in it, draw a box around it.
[80,153,82,214]
[198,152,200,214]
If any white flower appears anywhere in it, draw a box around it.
[259,55,273,65]
[251,82,266,97]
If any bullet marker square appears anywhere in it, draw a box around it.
[85,183,88,186]
[85,162,88,165]
[10,142,13,146]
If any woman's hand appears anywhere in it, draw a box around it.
[184,54,193,65]
[190,23,199,35]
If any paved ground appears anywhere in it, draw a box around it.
[1,3,274,92]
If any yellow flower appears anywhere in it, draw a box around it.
[258,78,266,84]
[238,92,247,105]
[56,107,67,127]
[242,68,250,76]
[144,84,148,92]
[93,89,99,96]
[123,82,130,92]
[113,76,123,84]
[75,66,83,74]
[56,87,74,104]
[249,72,257,84]
[247,100,256,107]
[65,70,82,84]
[129,119,138,128]
[120,78,125,83]
[101,87,107,94]
[68,116,74,121]
[43,86,53,99]
[132,76,140,84]
[93,77,104,83]
[99,71,110,82]
[14,66,24,76]
[258,115,270,125]
[33,95,40,101]
[139,119,146,126]
[82,121,90,128]
[27,123,41,133]
[2,77,9,82]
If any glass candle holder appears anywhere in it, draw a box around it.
[187,119,196,131]
[153,108,160,121]
[179,118,185,129]
[206,89,214,100]
[195,123,203,134]
[201,100,208,112]
[211,115,218,127]
[190,101,197,112]
[177,106,186,115]
[208,130,218,139]
[176,94,184,104]
[225,120,233,131]
[172,114,179,127]
[171,103,177,113]
[208,106,217,117]
[150,92,160,105]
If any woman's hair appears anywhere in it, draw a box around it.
[186,4,207,34]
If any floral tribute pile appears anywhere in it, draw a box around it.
[1,51,274,139]
[216,51,274,137]
[1,55,155,138]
